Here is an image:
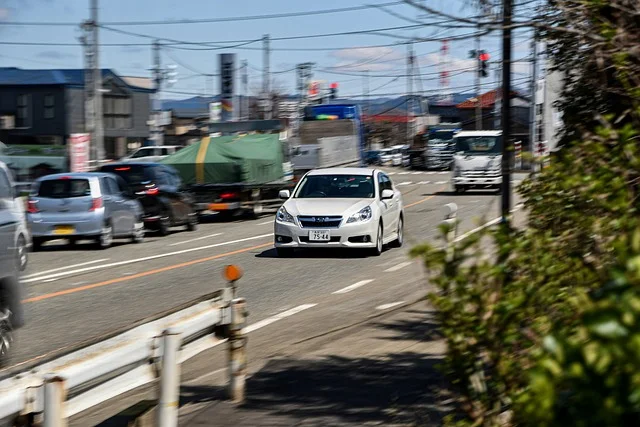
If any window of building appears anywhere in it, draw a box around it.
[44,94,55,119]
[16,94,31,128]
[103,95,133,130]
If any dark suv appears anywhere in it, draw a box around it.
[100,163,197,235]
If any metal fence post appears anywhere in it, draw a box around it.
[157,329,181,427]
[43,374,66,427]
[229,297,248,403]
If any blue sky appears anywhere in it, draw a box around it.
[0,0,535,99]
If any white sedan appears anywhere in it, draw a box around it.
[274,168,404,257]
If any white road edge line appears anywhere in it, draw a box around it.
[453,203,525,243]
[22,259,110,280]
[23,233,274,283]
[244,304,318,333]
[376,301,405,310]
[169,233,223,246]
[384,261,412,273]
[332,279,374,295]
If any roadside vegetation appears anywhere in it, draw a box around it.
[412,0,640,425]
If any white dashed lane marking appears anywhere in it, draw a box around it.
[332,280,375,294]
[384,261,412,273]
[376,301,405,310]
[244,304,318,333]
[396,181,412,186]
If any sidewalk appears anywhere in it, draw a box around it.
[179,303,451,427]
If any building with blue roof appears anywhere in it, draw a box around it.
[0,67,154,161]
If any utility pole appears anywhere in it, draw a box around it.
[90,0,104,163]
[475,34,482,130]
[241,60,248,120]
[80,30,95,160]
[406,42,414,145]
[529,37,538,170]
[364,69,370,117]
[151,40,163,146]
[501,0,513,223]
[296,63,313,131]
[263,34,271,119]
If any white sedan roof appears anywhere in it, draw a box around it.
[307,167,377,176]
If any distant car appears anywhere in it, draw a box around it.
[27,173,145,250]
[379,148,393,166]
[274,167,404,257]
[0,161,25,364]
[121,145,183,163]
[99,163,198,235]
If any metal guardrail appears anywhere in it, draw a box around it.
[0,275,248,427]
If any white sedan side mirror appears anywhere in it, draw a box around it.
[279,189,291,199]
[381,189,394,200]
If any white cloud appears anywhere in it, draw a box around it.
[421,53,476,73]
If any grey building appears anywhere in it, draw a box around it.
[0,68,154,159]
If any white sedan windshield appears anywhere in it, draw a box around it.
[294,174,374,199]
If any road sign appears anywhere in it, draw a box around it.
[219,54,236,122]
[210,102,221,123]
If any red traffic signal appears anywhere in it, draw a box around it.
[478,52,490,62]
[330,82,339,89]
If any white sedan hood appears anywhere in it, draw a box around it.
[284,198,372,217]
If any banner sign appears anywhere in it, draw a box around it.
[209,102,221,123]
[219,53,236,122]
[69,133,91,172]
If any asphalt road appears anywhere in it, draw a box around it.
[6,169,527,373]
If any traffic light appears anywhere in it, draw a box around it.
[478,51,490,78]
[329,82,338,99]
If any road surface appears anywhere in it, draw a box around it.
[7,170,526,373]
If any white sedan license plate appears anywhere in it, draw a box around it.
[309,230,330,242]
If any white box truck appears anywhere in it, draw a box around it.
[451,130,502,193]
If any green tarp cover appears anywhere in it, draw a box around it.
[161,134,284,185]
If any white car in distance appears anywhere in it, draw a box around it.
[274,168,404,257]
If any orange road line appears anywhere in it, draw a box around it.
[24,242,273,304]
[405,194,436,209]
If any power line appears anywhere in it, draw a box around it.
[0,2,407,26]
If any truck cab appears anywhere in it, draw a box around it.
[451,130,502,193]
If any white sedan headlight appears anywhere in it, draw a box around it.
[276,206,295,223]
[347,206,373,223]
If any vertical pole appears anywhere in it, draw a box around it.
[475,33,482,130]
[157,329,181,427]
[364,69,370,117]
[228,297,247,403]
[242,60,248,121]
[529,37,538,171]
[43,375,66,427]
[80,27,95,163]
[90,0,104,163]
[151,40,163,146]
[501,0,513,224]
[263,35,271,120]
[406,42,413,145]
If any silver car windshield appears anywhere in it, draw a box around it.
[294,174,374,199]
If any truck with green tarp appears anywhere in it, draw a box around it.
[161,121,293,218]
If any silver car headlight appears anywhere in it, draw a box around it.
[276,206,295,224]
[347,206,373,223]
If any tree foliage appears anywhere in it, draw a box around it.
[411,0,640,425]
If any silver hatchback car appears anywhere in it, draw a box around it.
[27,173,145,250]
